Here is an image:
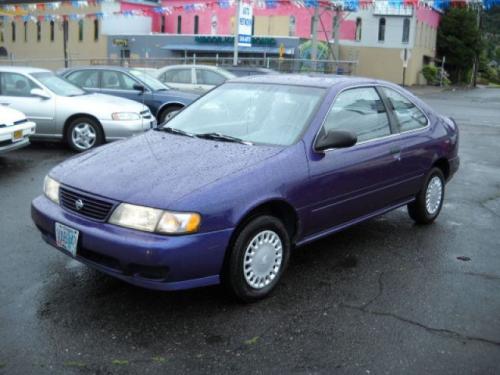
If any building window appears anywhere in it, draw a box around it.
[23,21,27,42]
[194,15,199,34]
[177,15,182,34]
[94,19,99,41]
[289,15,296,36]
[355,17,362,41]
[50,21,55,42]
[11,22,15,42]
[378,18,386,42]
[402,18,410,43]
[160,15,165,33]
[36,21,41,42]
[310,16,314,37]
[78,19,84,42]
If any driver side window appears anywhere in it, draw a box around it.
[0,72,40,97]
[323,87,391,142]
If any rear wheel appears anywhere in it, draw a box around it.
[225,215,290,303]
[66,117,103,152]
[408,167,445,224]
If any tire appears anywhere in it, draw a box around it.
[158,105,183,125]
[407,167,445,225]
[225,215,291,303]
[66,117,104,152]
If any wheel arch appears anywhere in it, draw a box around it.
[432,157,450,181]
[156,102,185,119]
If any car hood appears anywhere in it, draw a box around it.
[58,93,148,115]
[50,130,284,208]
[0,105,26,124]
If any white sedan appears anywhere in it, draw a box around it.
[0,105,36,155]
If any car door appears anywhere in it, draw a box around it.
[194,68,226,93]
[100,70,145,104]
[0,72,56,136]
[304,86,405,236]
[65,69,100,94]
[159,68,195,93]
[380,86,432,196]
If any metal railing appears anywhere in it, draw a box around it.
[0,55,358,75]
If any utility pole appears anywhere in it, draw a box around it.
[332,6,340,62]
[472,3,481,88]
[311,1,319,71]
[63,18,69,68]
[233,0,241,66]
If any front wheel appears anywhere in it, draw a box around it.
[408,167,445,224]
[66,117,104,152]
[225,215,291,303]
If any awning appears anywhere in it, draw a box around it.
[161,44,295,55]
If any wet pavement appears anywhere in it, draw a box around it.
[1,88,499,374]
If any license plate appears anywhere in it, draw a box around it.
[55,222,79,257]
[12,130,23,142]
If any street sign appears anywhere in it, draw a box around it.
[238,3,253,47]
[400,48,411,65]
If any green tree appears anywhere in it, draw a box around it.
[437,8,483,83]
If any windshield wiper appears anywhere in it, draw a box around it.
[196,132,253,145]
[156,126,195,137]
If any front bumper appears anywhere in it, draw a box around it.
[31,195,232,291]
[0,121,36,155]
[102,117,157,141]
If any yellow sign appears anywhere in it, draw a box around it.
[279,43,285,59]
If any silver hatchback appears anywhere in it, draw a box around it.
[0,67,156,151]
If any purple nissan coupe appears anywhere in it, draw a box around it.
[32,75,459,302]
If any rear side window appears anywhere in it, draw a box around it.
[382,88,428,132]
[66,70,99,88]
[101,71,138,90]
[196,69,226,86]
[162,69,192,84]
[323,87,391,142]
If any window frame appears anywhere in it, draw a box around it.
[313,84,402,153]
[378,86,430,134]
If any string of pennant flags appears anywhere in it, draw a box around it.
[1,0,499,23]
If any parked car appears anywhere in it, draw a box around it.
[0,105,36,155]
[224,66,278,77]
[0,67,155,152]
[59,66,198,124]
[153,64,236,94]
[32,75,459,302]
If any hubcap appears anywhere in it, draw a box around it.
[71,123,96,150]
[243,230,283,290]
[425,176,443,215]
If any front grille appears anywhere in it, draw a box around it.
[59,187,114,221]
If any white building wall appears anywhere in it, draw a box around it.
[341,7,417,49]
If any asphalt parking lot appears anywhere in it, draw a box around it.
[1,87,499,374]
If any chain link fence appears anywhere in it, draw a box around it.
[0,55,357,75]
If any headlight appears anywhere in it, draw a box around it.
[108,203,201,234]
[43,175,60,204]
[111,112,141,121]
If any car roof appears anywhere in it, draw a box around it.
[62,65,133,73]
[0,66,51,74]
[230,74,383,88]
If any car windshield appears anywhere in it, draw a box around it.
[165,83,325,146]
[31,72,86,96]
[130,70,169,91]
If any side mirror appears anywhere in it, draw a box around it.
[315,129,357,152]
[133,84,146,93]
[30,88,50,100]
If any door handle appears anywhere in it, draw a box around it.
[389,147,401,155]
